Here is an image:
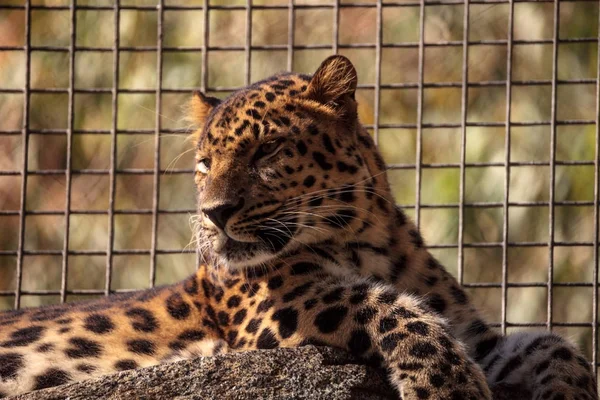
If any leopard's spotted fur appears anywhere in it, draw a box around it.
[0,56,595,399]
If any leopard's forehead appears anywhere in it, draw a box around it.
[217,72,311,116]
[200,73,313,150]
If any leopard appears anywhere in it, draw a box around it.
[0,55,596,400]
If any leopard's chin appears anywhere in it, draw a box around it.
[206,228,257,254]
[211,234,250,255]
[205,223,298,270]
[208,234,272,269]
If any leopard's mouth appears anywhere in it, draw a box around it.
[206,222,298,268]
[213,238,272,269]
[212,232,230,253]
[212,234,254,255]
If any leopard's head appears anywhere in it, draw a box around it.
[190,56,393,269]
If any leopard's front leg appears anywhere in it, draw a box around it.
[481,332,597,400]
[248,276,492,400]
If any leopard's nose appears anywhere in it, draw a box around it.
[201,198,245,231]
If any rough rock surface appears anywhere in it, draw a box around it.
[12,345,531,399]
[13,346,396,400]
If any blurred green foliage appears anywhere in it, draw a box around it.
[0,0,599,361]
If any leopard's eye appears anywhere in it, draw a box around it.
[197,159,211,174]
[258,138,284,159]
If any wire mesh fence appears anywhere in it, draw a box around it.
[0,0,599,374]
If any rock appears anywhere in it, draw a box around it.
[12,345,533,399]
[13,346,396,400]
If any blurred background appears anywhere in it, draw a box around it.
[0,0,599,367]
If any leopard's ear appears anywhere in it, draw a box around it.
[189,91,221,128]
[306,55,357,106]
